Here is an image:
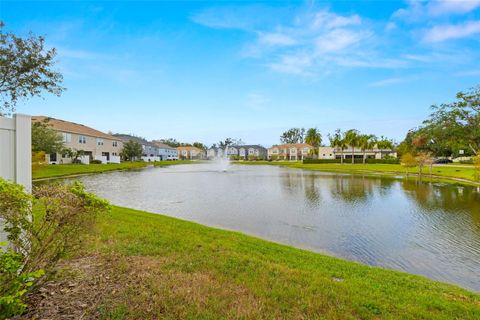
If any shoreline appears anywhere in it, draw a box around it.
[235,161,480,187]
[21,205,480,319]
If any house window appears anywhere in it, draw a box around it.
[62,133,71,143]
[303,147,309,153]
[113,141,118,147]
[97,138,104,146]
[79,135,87,144]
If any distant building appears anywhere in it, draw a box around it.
[152,142,178,160]
[318,146,397,160]
[177,146,205,160]
[113,134,160,162]
[32,116,122,164]
[268,143,314,161]
[207,145,267,160]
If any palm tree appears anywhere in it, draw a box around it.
[329,129,346,164]
[377,136,394,150]
[344,129,360,164]
[305,128,322,158]
[359,134,377,164]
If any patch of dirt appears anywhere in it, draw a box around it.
[15,254,262,319]
[15,254,125,319]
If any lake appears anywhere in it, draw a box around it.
[65,163,480,291]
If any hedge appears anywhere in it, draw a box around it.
[303,158,400,164]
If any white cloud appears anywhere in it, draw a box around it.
[266,54,314,76]
[369,77,406,87]
[310,10,361,29]
[423,20,480,42]
[258,32,297,46]
[428,0,480,16]
[315,29,369,53]
[246,92,271,111]
[393,0,480,21]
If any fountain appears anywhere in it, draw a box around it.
[212,144,231,172]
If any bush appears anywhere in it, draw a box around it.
[90,159,103,164]
[0,178,110,318]
[303,158,400,164]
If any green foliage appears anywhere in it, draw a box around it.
[305,128,322,148]
[0,244,44,319]
[62,148,85,164]
[399,86,480,157]
[280,128,305,144]
[90,159,103,164]
[473,156,480,182]
[401,153,417,175]
[120,140,143,161]
[0,22,64,114]
[31,120,64,154]
[0,178,110,317]
[192,142,207,151]
[303,158,400,164]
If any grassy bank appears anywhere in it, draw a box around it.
[24,206,479,319]
[237,161,479,185]
[32,160,195,180]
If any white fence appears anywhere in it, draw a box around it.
[0,114,31,243]
[0,114,31,190]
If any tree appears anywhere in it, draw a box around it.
[31,120,64,154]
[377,136,394,150]
[280,128,305,144]
[358,134,377,164]
[63,148,85,164]
[401,86,480,158]
[120,140,143,161]
[0,22,64,114]
[416,152,433,178]
[305,128,322,147]
[473,155,480,184]
[329,129,346,164]
[344,129,360,164]
[401,153,417,177]
[193,142,207,151]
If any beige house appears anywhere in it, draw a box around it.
[318,146,397,160]
[32,116,123,164]
[268,143,314,161]
[176,146,205,160]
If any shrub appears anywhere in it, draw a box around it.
[303,158,400,164]
[0,178,110,318]
[90,159,103,164]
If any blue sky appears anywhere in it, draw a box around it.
[2,0,480,146]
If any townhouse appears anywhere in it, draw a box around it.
[177,146,205,160]
[113,134,162,162]
[152,142,179,160]
[208,145,267,160]
[268,143,314,161]
[318,146,397,160]
[32,116,123,164]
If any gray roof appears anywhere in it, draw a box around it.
[112,134,156,148]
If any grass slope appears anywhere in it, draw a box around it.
[32,161,195,180]
[237,161,479,185]
[88,206,480,319]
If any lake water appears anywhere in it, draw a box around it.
[65,163,480,291]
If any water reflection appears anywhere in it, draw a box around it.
[59,164,480,291]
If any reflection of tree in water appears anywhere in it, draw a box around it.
[280,171,321,207]
[330,175,394,203]
[401,180,480,225]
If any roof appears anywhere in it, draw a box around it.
[269,143,313,149]
[177,146,204,152]
[152,142,176,150]
[32,116,121,141]
[112,134,150,145]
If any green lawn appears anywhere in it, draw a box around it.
[83,206,480,319]
[32,160,195,180]
[237,161,480,185]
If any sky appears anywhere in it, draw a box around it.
[2,0,480,146]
